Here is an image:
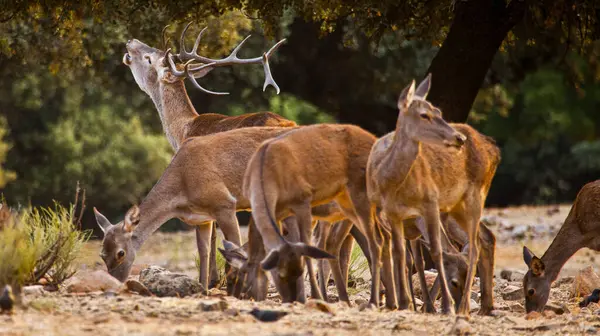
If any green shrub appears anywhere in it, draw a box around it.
[0,201,91,290]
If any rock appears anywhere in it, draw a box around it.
[571,266,600,298]
[411,270,437,296]
[65,270,123,293]
[500,269,525,282]
[501,285,524,301]
[470,299,480,313]
[512,225,529,239]
[553,276,575,288]
[139,266,203,297]
[305,299,335,315]
[490,310,508,317]
[508,302,525,313]
[224,308,239,317]
[198,299,228,312]
[354,298,367,306]
[22,285,45,296]
[124,279,152,296]
[450,317,472,335]
[248,308,288,322]
[544,302,569,315]
[542,310,556,318]
[358,302,374,311]
[525,311,542,320]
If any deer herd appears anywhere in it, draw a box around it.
[93,23,600,317]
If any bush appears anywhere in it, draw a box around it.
[0,201,91,290]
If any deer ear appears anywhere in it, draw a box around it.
[530,256,545,276]
[415,73,432,99]
[294,243,336,260]
[523,246,536,267]
[123,205,140,233]
[397,80,416,112]
[94,208,112,234]
[261,249,280,270]
[219,239,248,270]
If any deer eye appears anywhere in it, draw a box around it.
[117,250,126,259]
[451,279,459,288]
[527,288,535,296]
[420,113,431,121]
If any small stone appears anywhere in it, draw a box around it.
[450,316,472,335]
[586,326,597,334]
[358,302,374,311]
[542,310,556,318]
[224,308,239,317]
[571,266,600,298]
[490,310,508,317]
[512,225,529,239]
[509,302,525,313]
[305,299,335,315]
[501,285,524,301]
[125,279,152,296]
[354,298,367,306]
[553,276,575,288]
[525,311,542,320]
[500,269,525,282]
[470,299,480,313]
[545,302,569,315]
[91,312,111,324]
[198,299,228,312]
[65,270,123,293]
[22,285,45,296]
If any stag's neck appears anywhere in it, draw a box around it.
[382,125,420,187]
[150,80,199,150]
[540,214,584,282]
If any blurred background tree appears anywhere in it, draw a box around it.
[0,1,599,232]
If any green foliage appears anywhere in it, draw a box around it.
[0,202,91,289]
[0,118,15,188]
[347,242,369,285]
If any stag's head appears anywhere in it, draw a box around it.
[218,240,270,300]
[396,74,466,149]
[261,242,334,303]
[124,22,285,96]
[522,246,550,312]
[94,206,140,282]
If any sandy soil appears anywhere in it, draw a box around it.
[2,205,600,336]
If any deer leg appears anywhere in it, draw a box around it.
[316,220,332,299]
[477,224,495,315]
[291,202,323,301]
[339,232,354,282]
[412,239,435,313]
[245,216,269,301]
[379,221,398,309]
[405,240,418,312]
[208,223,220,289]
[195,223,213,294]
[213,209,243,297]
[452,200,482,316]
[389,220,410,310]
[326,219,353,304]
[423,205,455,315]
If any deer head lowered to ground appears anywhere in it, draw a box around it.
[122,22,296,293]
[366,74,500,315]
[242,123,401,307]
[94,126,298,287]
[522,179,600,313]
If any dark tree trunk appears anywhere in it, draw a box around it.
[426,0,527,122]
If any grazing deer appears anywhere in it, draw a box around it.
[94,126,317,291]
[242,123,400,307]
[366,74,500,315]
[522,180,600,313]
[122,22,295,291]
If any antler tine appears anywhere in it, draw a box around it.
[184,62,230,95]
[191,27,208,54]
[178,21,194,57]
[261,52,280,94]
[165,48,186,77]
[161,24,171,50]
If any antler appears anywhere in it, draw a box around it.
[167,21,286,95]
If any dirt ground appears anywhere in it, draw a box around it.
[2,205,600,336]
